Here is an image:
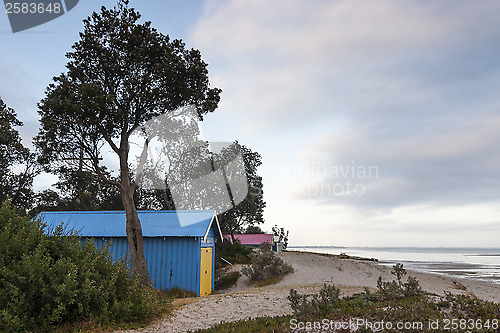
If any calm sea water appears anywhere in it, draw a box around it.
[288,246,500,285]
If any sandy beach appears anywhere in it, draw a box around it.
[118,251,500,333]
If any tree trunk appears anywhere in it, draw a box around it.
[119,140,150,286]
[161,186,176,210]
[121,184,150,285]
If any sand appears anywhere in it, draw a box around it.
[117,251,500,333]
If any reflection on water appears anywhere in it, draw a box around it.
[289,246,500,285]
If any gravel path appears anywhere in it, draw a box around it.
[116,251,500,333]
[119,286,303,333]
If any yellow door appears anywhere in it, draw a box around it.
[200,247,212,296]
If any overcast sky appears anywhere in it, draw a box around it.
[2,0,500,247]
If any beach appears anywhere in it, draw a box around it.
[118,251,500,333]
[289,246,500,285]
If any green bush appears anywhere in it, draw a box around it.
[288,284,341,320]
[0,201,165,331]
[199,269,500,333]
[288,265,423,321]
[376,263,423,300]
[242,243,293,283]
[215,239,253,268]
[214,269,241,290]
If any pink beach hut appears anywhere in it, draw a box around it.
[223,233,274,246]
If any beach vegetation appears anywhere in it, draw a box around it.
[0,201,169,332]
[215,239,253,267]
[195,262,500,333]
[242,243,294,284]
[195,292,500,333]
[214,240,251,290]
[214,269,241,290]
[376,263,423,300]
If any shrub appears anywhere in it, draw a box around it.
[0,201,166,331]
[447,293,500,320]
[215,239,253,268]
[376,263,422,300]
[288,266,423,321]
[287,284,500,333]
[215,269,241,290]
[288,284,341,320]
[242,243,293,283]
[163,287,196,299]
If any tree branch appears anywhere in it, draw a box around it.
[97,123,120,154]
[93,157,121,188]
[130,119,163,194]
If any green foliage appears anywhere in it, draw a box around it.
[241,243,293,283]
[245,225,264,234]
[195,268,500,333]
[288,265,423,321]
[190,316,292,333]
[392,262,406,286]
[0,201,166,331]
[30,169,123,217]
[214,269,241,291]
[214,241,247,290]
[197,293,500,333]
[35,0,221,281]
[286,284,500,332]
[35,0,221,175]
[215,239,253,267]
[447,293,500,322]
[272,225,289,250]
[0,97,37,214]
[376,263,423,300]
[288,284,341,320]
[218,144,266,236]
[162,287,196,299]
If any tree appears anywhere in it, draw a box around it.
[148,140,266,240]
[217,143,266,242]
[272,225,289,250]
[0,97,37,214]
[136,139,266,242]
[35,1,221,284]
[30,168,123,216]
[245,225,264,234]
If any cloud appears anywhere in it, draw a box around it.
[299,109,500,208]
[192,0,500,130]
[192,0,500,245]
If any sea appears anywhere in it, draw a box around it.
[288,246,500,285]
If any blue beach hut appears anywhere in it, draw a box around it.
[38,210,222,296]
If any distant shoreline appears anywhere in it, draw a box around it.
[287,246,500,286]
[289,245,500,250]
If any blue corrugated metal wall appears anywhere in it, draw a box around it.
[90,236,202,294]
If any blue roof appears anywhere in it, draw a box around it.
[37,210,222,240]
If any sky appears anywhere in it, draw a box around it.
[2,0,500,247]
